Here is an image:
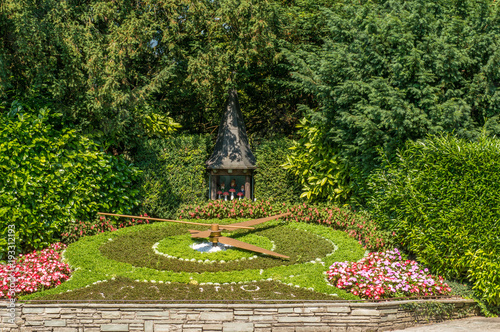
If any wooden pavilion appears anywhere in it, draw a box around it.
[206,90,257,200]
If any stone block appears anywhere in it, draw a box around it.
[111,319,148,324]
[76,313,95,318]
[23,308,45,314]
[296,327,335,332]
[121,313,136,319]
[248,315,275,322]
[222,322,254,332]
[89,319,112,324]
[182,324,203,329]
[254,323,272,328]
[326,306,351,313]
[24,320,44,326]
[350,309,380,316]
[294,307,317,314]
[277,316,321,323]
[102,311,121,319]
[154,324,182,332]
[23,314,46,321]
[53,328,78,332]
[277,308,294,314]
[144,321,154,332]
[253,309,278,313]
[200,323,223,331]
[136,311,170,319]
[323,316,371,323]
[200,311,233,321]
[268,327,295,332]
[61,309,79,314]
[100,324,129,331]
[234,310,254,315]
[130,323,144,329]
[346,324,378,331]
[45,308,62,314]
[45,320,67,327]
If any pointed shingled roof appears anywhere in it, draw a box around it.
[206,89,257,170]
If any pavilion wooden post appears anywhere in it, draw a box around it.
[210,174,218,200]
[245,175,251,200]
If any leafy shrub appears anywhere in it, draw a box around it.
[178,199,390,251]
[368,135,500,306]
[328,248,452,300]
[0,243,71,299]
[466,250,500,311]
[282,118,351,203]
[252,137,302,203]
[60,215,150,244]
[133,135,211,218]
[0,106,140,259]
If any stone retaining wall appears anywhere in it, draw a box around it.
[1,299,478,332]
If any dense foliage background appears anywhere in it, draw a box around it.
[287,0,500,201]
[0,0,310,146]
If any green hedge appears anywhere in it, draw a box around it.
[134,136,302,218]
[253,137,302,204]
[0,106,140,259]
[368,135,500,308]
[133,135,211,218]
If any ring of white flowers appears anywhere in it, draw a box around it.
[152,240,277,264]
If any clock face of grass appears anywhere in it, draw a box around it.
[100,222,335,272]
[22,219,367,302]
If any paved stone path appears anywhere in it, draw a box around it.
[392,317,500,331]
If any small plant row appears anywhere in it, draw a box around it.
[327,249,452,300]
[60,215,150,244]
[178,200,390,251]
[0,243,71,299]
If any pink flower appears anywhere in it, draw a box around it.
[0,243,71,299]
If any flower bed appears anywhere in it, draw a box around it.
[20,220,366,301]
[0,243,71,299]
[327,249,452,300]
[179,200,390,250]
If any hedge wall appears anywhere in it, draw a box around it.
[368,135,500,309]
[253,137,302,203]
[133,135,211,219]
